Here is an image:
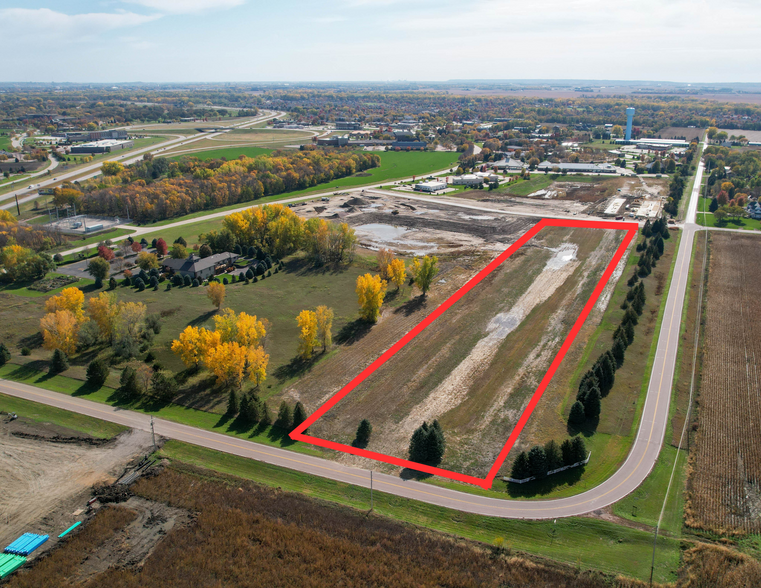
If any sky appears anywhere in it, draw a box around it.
[1,0,760,83]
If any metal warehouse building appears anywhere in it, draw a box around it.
[69,139,134,154]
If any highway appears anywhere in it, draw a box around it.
[0,154,708,518]
[0,110,283,210]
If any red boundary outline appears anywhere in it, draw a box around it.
[290,219,638,489]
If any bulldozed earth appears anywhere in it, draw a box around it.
[283,213,627,479]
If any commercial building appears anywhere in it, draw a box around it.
[390,141,426,150]
[615,138,690,149]
[413,180,447,193]
[69,139,134,154]
[57,130,128,142]
[491,158,525,172]
[536,162,617,174]
[451,174,484,186]
[316,136,350,147]
[335,121,362,130]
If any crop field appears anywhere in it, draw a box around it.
[294,224,627,479]
[686,232,761,534]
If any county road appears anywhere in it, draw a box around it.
[0,156,707,519]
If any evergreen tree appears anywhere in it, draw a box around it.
[86,358,109,387]
[425,420,446,465]
[569,401,586,425]
[227,389,239,415]
[50,349,69,373]
[355,419,372,447]
[292,401,308,432]
[0,342,10,366]
[560,439,575,466]
[109,277,117,290]
[583,387,602,420]
[119,366,140,400]
[642,220,652,238]
[527,445,548,478]
[624,320,635,345]
[612,337,626,367]
[510,451,530,479]
[259,401,272,426]
[571,436,588,463]
[276,401,292,430]
[174,236,187,246]
[544,439,563,471]
[408,423,429,463]
[709,197,719,213]
[248,396,262,423]
[623,307,639,326]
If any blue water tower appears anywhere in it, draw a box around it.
[625,108,635,141]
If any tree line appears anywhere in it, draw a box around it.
[71,150,380,222]
[510,437,587,481]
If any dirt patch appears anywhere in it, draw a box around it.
[0,418,154,559]
[76,497,191,580]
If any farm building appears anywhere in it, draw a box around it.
[162,252,240,281]
[451,174,483,186]
[413,180,447,193]
[536,162,617,174]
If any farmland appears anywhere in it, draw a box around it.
[686,232,761,535]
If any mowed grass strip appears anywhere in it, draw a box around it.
[0,391,126,439]
[158,440,681,583]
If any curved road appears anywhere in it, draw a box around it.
[0,110,284,210]
[0,156,707,519]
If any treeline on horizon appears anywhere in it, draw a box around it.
[63,150,380,222]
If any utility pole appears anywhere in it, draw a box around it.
[150,416,156,453]
[14,194,20,216]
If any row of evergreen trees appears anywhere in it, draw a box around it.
[567,220,667,427]
[227,391,308,433]
[510,436,587,480]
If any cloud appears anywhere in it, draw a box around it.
[0,8,159,40]
[122,0,245,14]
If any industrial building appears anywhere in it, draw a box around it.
[335,121,362,130]
[69,139,134,154]
[316,136,350,147]
[413,180,447,193]
[452,174,484,186]
[56,130,128,142]
[390,141,426,150]
[615,138,690,149]
[491,158,525,172]
[536,162,617,174]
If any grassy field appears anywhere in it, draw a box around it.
[0,129,14,151]
[168,146,273,161]
[697,196,761,230]
[495,173,600,197]
[0,391,126,439]
[155,440,681,582]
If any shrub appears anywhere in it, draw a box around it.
[86,358,109,387]
[151,370,177,401]
[266,270,271,277]
[136,279,145,292]
[0,342,10,366]
[145,313,162,334]
[223,277,229,285]
[183,275,192,287]
[108,277,117,290]
[166,283,172,291]
[21,347,31,356]
[50,349,69,373]
[245,268,254,280]
[123,276,132,287]
[53,253,64,263]
[149,276,159,288]
[119,366,141,400]
[192,278,199,287]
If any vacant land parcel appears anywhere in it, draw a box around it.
[293,222,631,483]
[687,232,761,534]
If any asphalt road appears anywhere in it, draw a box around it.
[0,111,282,210]
[0,156,708,518]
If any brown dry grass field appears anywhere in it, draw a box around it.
[298,226,625,478]
[686,232,761,535]
[6,463,655,588]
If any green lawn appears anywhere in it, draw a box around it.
[496,173,599,197]
[169,146,273,161]
[697,197,761,230]
[0,273,93,297]
[158,440,681,583]
[0,391,126,439]
[0,129,14,152]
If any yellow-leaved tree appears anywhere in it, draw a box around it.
[171,325,203,368]
[45,287,86,322]
[0,210,17,224]
[207,281,226,310]
[412,255,439,296]
[376,248,394,279]
[204,341,248,389]
[356,273,387,323]
[87,291,119,342]
[246,345,269,388]
[296,309,318,359]
[388,258,406,290]
[213,308,266,347]
[40,310,79,355]
[315,305,333,352]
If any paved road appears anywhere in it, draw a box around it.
[0,156,708,518]
[0,111,283,210]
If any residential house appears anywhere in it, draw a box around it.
[162,252,240,281]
